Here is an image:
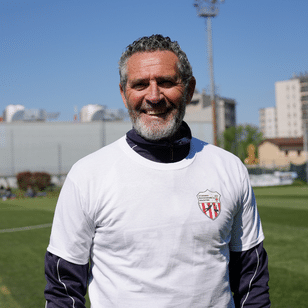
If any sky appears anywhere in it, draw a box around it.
[1,0,308,126]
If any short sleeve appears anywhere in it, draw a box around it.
[229,165,264,252]
[47,176,95,264]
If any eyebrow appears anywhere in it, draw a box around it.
[129,75,179,85]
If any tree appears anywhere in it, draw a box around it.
[219,125,263,163]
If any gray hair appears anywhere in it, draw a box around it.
[119,34,193,91]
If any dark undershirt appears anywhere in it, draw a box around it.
[126,121,192,163]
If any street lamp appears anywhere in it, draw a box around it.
[194,0,225,145]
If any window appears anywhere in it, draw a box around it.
[301,95,308,102]
[301,86,308,92]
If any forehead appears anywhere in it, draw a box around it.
[126,51,180,78]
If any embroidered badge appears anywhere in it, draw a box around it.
[197,190,221,220]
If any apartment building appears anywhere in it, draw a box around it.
[259,107,277,138]
[276,78,302,137]
[184,89,236,138]
[259,73,308,138]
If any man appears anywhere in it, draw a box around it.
[45,34,270,307]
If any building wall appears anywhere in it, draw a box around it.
[259,107,277,138]
[275,79,302,138]
[259,141,306,167]
[216,98,236,137]
[184,105,212,122]
[0,121,132,176]
[187,121,213,144]
[185,90,236,139]
[0,120,212,177]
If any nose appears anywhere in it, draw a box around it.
[146,81,161,104]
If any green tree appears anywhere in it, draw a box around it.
[219,125,263,163]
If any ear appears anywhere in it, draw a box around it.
[185,76,196,105]
[119,83,128,109]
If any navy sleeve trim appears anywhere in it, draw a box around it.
[56,258,76,307]
[229,242,270,308]
[241,247,260,307]
[44,251,89,308]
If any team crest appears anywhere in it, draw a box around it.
[197,190,221,220]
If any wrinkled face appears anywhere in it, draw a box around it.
[120,51,195,141]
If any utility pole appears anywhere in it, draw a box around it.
[194,0,225,145]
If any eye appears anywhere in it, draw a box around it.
[158,79,175,88]
[132,82,148,90]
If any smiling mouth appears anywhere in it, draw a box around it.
[147,110,167,116]
[142,109,171,116]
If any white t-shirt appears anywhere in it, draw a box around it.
[48,136,264,308]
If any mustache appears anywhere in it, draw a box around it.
[138,99,176,111]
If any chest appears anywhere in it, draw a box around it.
[91,164,240,253]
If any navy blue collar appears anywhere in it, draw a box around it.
[126,121,192,163]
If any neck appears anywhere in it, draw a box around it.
[126,121,192,163]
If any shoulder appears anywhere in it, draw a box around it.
[191,137,243,165]
[68,136,126,180]
[190,138,249,186]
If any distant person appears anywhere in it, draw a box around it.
[5,187,15,199]
[45,34,270,307]
[0,185,5,196]
[25,186,35,198]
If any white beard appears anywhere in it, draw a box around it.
[128,100,186,141]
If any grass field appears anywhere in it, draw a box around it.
[0,184,307,307]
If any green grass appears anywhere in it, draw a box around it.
[254,185,308,307]
[0,197,55,307]
[0,185,307,307]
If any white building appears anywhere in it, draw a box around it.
[80,104,127,122]
[259,107,277,138]
[3,105,25,122]
[259,73,308,138]
[2,104,60,122]
[275,78,302,138]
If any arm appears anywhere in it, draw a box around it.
[229,162,270,307]
[45,174,95,306]
[229,241,270,308]
[44,251,89,308]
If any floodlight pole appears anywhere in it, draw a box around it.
[194,0,225,145]
[207,16,217,145]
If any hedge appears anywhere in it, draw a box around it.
[16,171,51,191]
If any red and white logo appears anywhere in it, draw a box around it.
[197,190,221,220]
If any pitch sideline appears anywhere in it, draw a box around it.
[0,223,52,234]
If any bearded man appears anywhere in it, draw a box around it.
[44,34,270,308]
